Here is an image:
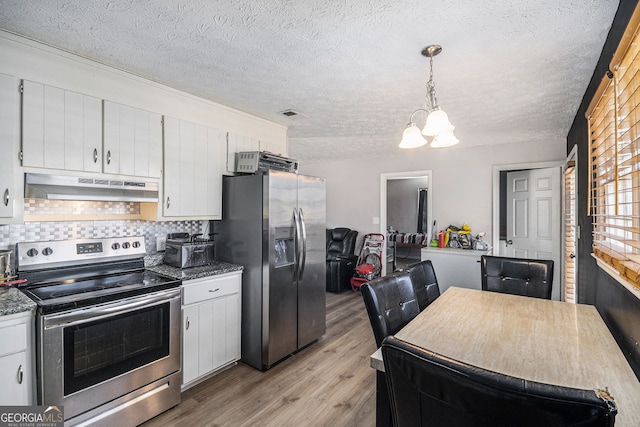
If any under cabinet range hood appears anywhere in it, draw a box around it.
[24,173,159,202]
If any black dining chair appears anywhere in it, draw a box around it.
[481,255,554,300]
[406,260,441,311]
[361,272,420,427]
[360,272,420,347]
[381,335,617,427]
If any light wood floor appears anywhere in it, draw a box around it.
[143,290,377,427]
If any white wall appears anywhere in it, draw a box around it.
[298,139,565,246]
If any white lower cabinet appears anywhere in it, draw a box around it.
[0,311,35,405]
[421,247,491,294]
[181,272,241,389]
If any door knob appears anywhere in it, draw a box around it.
[506,240,513,245]
[569,253,576,259]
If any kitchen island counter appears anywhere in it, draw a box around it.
[0,287,36,316]
[148,262,243,281]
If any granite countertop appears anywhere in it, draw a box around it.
[148,261,243,281]
[0,287,36,316]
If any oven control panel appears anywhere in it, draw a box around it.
[17,236,147,270]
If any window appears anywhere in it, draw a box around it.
[587,9,640,289]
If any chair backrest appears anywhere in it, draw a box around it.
[406,260,440,311]
[326,228,358,261]
[361,272,420,347]
[381,336,617,427]
[481,255,554,300]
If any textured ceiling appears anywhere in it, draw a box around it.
[0,0,620,162]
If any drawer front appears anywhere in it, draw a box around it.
[182,274,240,305]
[0,322,27,357]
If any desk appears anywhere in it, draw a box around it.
[371,287,640,426]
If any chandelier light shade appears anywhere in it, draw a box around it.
[430,130,460,148]
[422,108,454,137]
[399,123,427,148]
[399,44,458,149]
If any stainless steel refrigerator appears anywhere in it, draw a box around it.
[215,170,326,370]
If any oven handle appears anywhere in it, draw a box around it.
[43,288,181,329]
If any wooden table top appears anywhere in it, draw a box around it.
[372,286,640,426]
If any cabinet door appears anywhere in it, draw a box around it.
[182,305,200,385]
[23,82,65,169]
[64,90,84,170]
[104,101,160,177]
[0,352,30,405]
[22,81,101,172]
[82,95,102,172]
[147,112,163,178]
[22,80,45,168]
[206,128,225,219]
[179,121,196,215]
[0,74,19,220]
[163,117,224,218]
[226,293,241,361]
[163,116,181,216]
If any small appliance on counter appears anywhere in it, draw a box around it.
[164,232,215,268]
[0,249,13,283]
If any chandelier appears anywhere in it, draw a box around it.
[399,45,459,149]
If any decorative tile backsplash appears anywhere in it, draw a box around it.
[0,220,203,254]
[24,199,140,215]
[0,199,206,274]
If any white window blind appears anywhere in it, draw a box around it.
[563,161,577,303]
[588,16,640,289]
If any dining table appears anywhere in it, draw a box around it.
[370,286,640,426]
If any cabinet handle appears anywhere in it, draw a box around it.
[186,317,190,330]
[3,189,8,207]
[208,288,220,293]
[93,148,98,163]
[166,197,171,209]
[17,364,23,384]
[107,150,111,165]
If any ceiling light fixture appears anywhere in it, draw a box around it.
[399,45,458,149]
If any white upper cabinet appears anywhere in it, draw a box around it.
[0,73,20,222]
[163,116,224,219]
[22,80,102,173]
[103,100,162,178]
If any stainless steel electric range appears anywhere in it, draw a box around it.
[17,236,181,427]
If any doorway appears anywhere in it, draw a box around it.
[492,161,563,300]
[380,170,433,276]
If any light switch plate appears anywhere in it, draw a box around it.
[156,236,166,252]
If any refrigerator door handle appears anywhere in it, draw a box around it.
[298,208,307,280]
[293,207,302,281]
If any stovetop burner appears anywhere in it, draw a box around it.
[16,236,182,314]
[20,269,180,314]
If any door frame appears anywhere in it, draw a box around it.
[563,144,578,302]
[380,170,433,276]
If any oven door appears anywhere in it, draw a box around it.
[38,288,181,421]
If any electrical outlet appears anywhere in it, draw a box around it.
[156,236,167,252]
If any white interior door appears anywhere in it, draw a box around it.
[506,167,561,300]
